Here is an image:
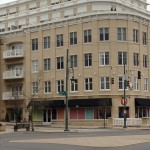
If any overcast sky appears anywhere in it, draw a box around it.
[0,0,150,10]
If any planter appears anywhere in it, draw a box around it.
[0,122,6,131]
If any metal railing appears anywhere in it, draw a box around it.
[3,70,24,79]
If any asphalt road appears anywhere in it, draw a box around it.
[0,129,150,150]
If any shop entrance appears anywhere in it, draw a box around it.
[119,107,129,118]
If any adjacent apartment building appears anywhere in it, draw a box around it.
[0,0,150,124]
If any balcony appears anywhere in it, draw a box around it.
[3,70,24,79]
[2,92,23,100]
[3,49,24,59]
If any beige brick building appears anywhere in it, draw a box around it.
[0,0,150,124]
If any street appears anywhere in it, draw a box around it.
[0,127,150,150]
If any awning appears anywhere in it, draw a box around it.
[27,100,64,109]
[135,98,150,106]
[68,98,112,107]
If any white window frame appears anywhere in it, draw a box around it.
[134,77,140,91]
[133,53,139,66]
[84,77,92,91]
[117,27,126,41]
[57,80,64,93]
[84,53,92,67]
[44,81,51,94]
[70,32,77,45]
[32,60,38,73]
[99,27,109,41]
[100,77,110,90]
[70,55,77,68]
[70,79,78,92]
[57,57,64,69]
[143,55,148,68]
[32,82,38,94]
[144,78,148,92]
[44,58,50,71]
[56,34,63,47]
[44,36,50,49]
[118,52,127,65]
[32,38,38,51]
[133,29,139,43]
[84,29,92,43]
[100,52,109,66]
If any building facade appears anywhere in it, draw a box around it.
[0,0,150,124]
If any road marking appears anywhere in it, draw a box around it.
[10,135,150,147]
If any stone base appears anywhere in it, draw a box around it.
[0,123,6,131]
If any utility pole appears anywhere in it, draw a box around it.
[64,49,69,131]
[123,63,127,128]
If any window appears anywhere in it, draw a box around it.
[32,38,38,51]
[57,80,64,93]
[57,57,64,69]
[100,28,109,41]
[143,32,147,45]
[133,53,139,66]
[144,78,148,92]
[118,76,127,90]
[70,79,78,92]
[44,36,50,49]
[84,29,92,43]
[100,77,110,90]
[70,55,77,68]
[117,28,126,41]
[32,82,38,94]
[84,53,92,67]
[44,81,51,93]
[100,52,109,65]
[118,52,127,65]
[84,77,92,91]
[56,34,63,47]
[44,58,50,71]
[32,60,38,73]
[134,77,139,91]
[133,29,139,43]
[143,55,148,68]
[70,32,77,45]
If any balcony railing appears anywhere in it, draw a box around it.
[3,70,24,79]
[3,49,24,59]
[2,92,23,100]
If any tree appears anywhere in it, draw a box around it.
[98,99,111,128]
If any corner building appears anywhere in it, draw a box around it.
[0,0,150,124]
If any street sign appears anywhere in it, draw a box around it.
[58,91,67,96]
[121,98,128,105]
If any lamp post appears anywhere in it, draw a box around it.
[123,63,127,128]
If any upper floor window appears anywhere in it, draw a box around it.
[70,32,77,45]
[84,29,92,43]
[57,57,64,69]
[44,81,51,93]
[134,77,139,91]
[133,53,139,66]
[117,28,126,41]
[118,76,127,90]
[99,52,109,65]
[133,29,139,43]
[144,78,148,92]
[56,34,63,47]
[100,77,110,90]
[32,60,38,73]
[70,55,77,68]
[70,79,78,92]
[32,82,38,94]
[84,53,92,67]
[57,80,64,93]
[118,52,127,65]
[84,77,92,91]
[44,58,50,71]
[100,28,109,41]
[143,55,148,68]
[44,36,50,49]
[142,32,147,45]
[32,38,38,51]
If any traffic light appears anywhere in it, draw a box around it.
[111,78,114,84]
[138,71,141,79]
[126,80,130,87]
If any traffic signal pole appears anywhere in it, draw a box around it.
[123,63,127,128]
